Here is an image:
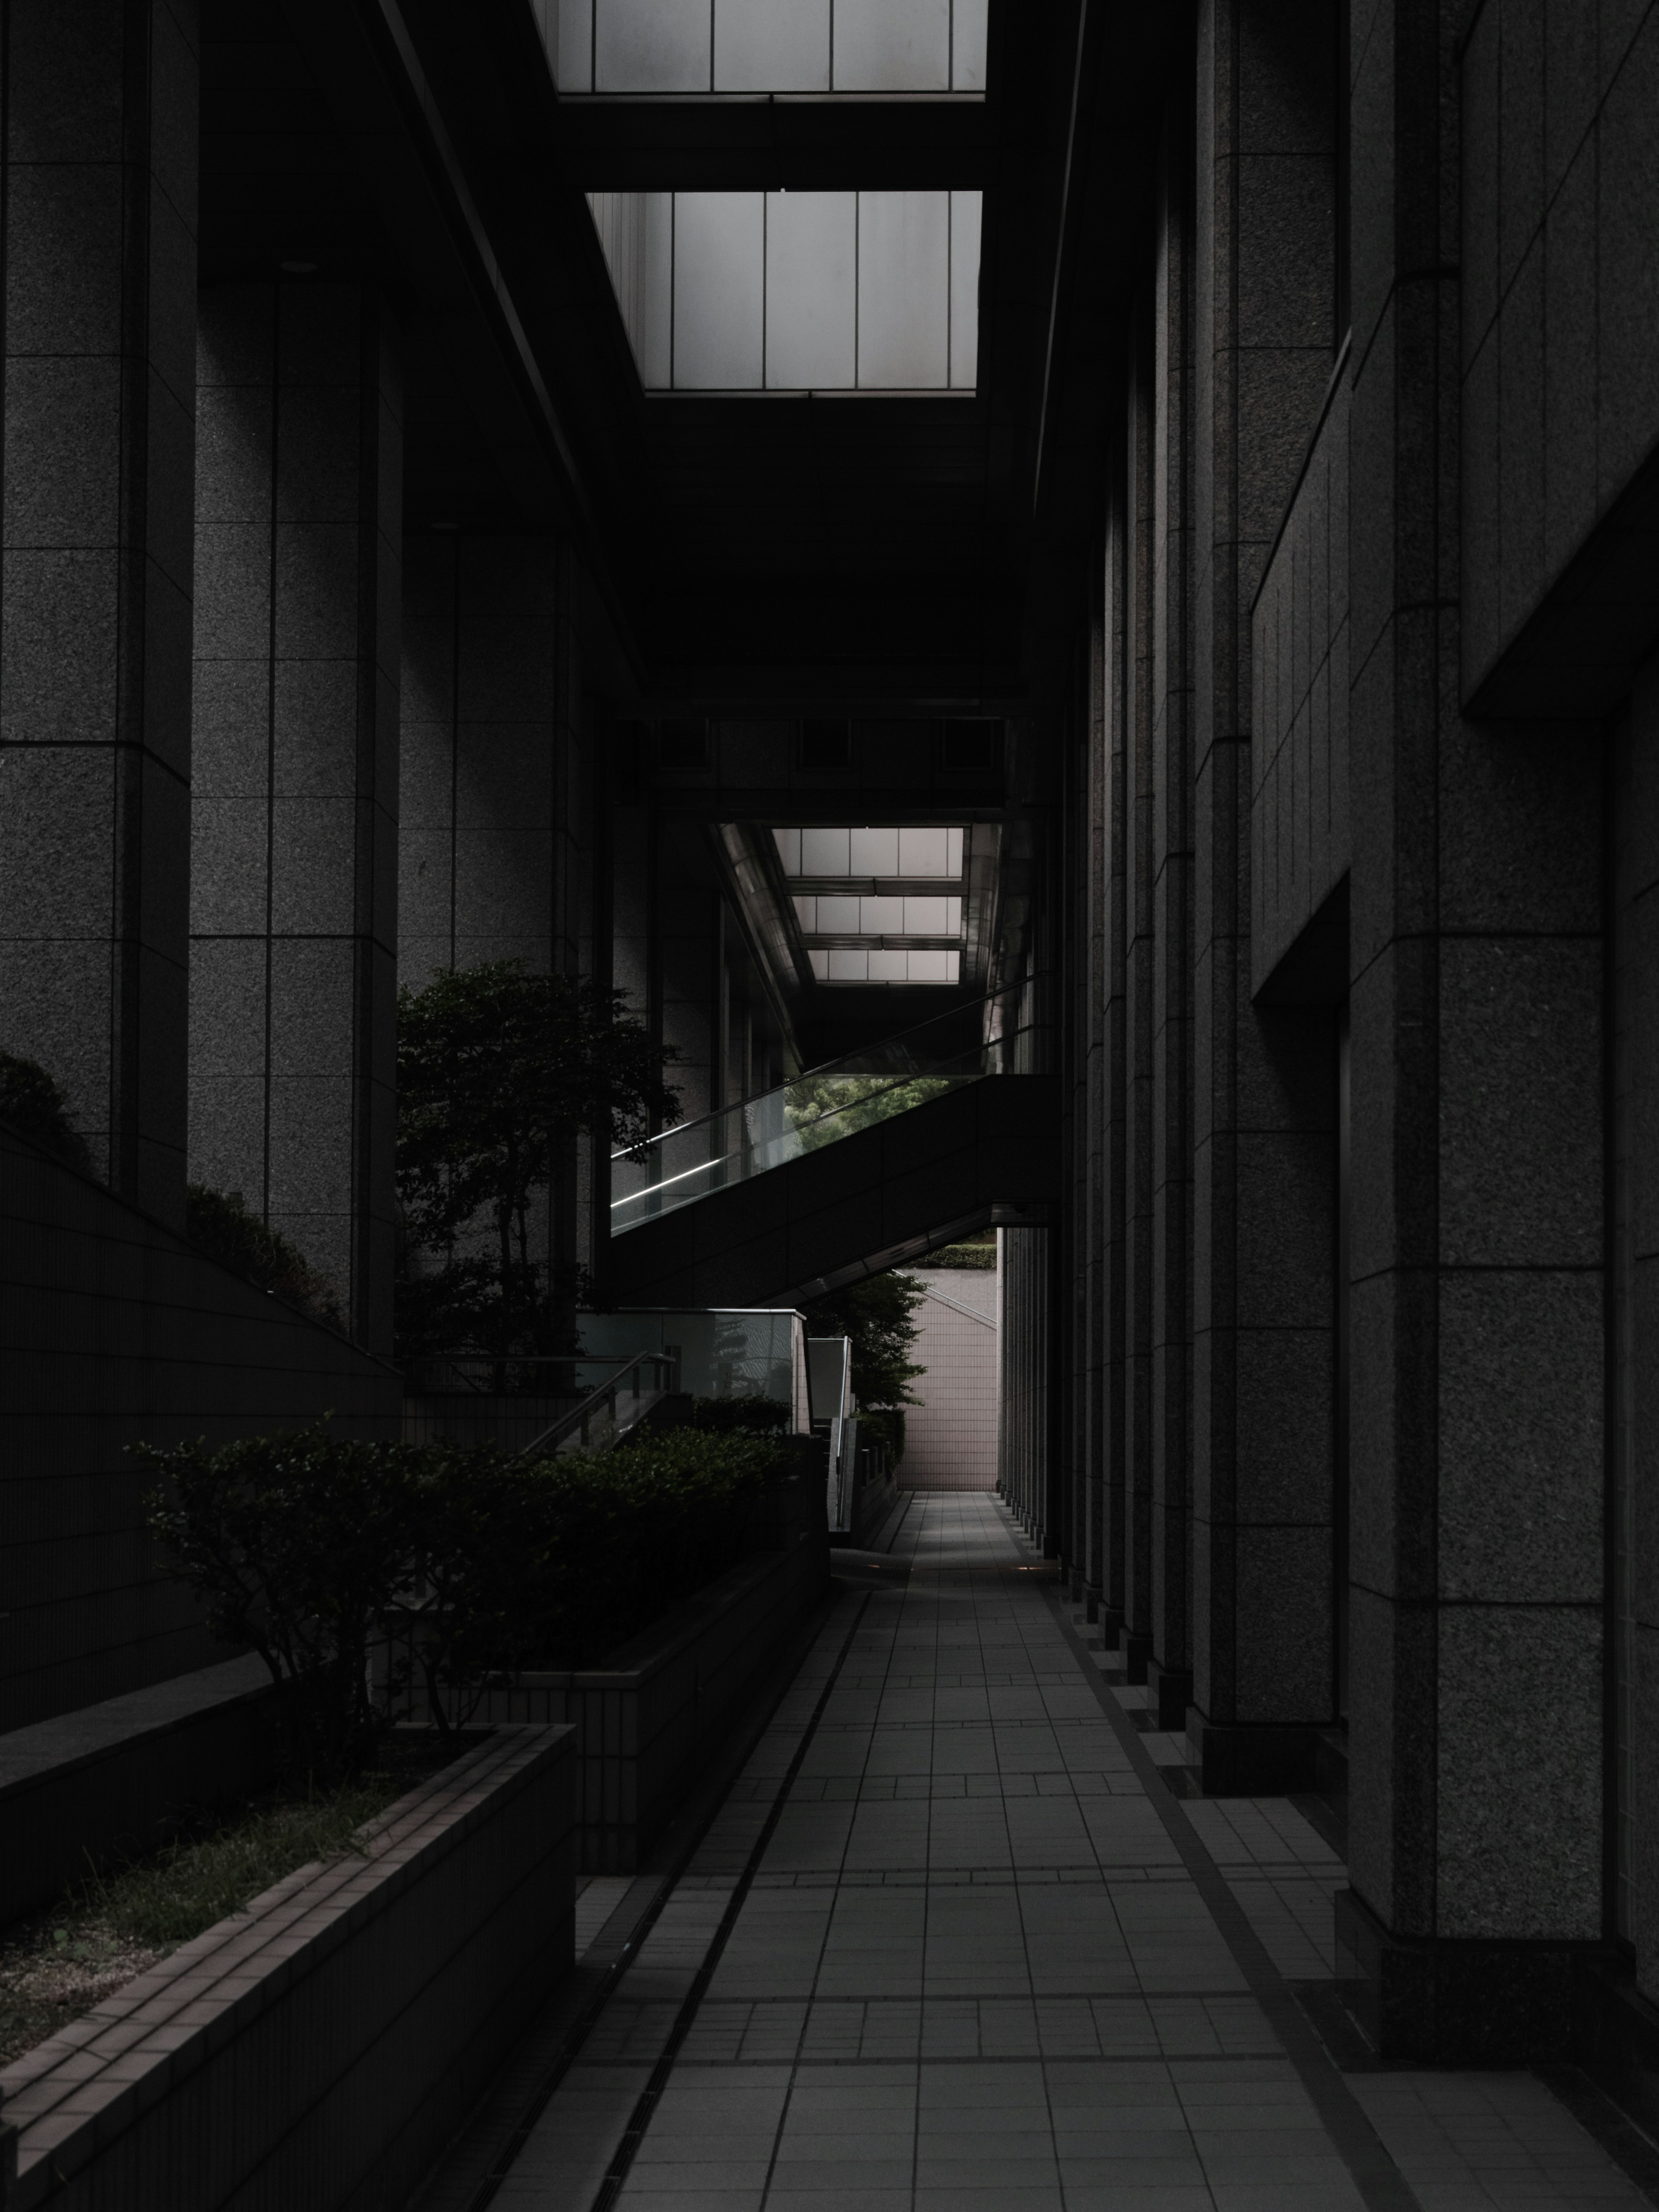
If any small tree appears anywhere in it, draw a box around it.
[802,1271,926,1458]
[139,1428,423,1785]
[396,962,679,1361]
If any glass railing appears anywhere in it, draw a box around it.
[610,978,1048,1234]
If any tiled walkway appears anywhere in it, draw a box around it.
[429,1495,1653,2212]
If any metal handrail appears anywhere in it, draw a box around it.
[517,1350,681,1460]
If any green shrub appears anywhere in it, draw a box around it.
[682,1395,792,1436]
[140,1423,800,1767]
[512,1427,796,1665]
[139,1428,424,1785]
[0,1053,92,1173]
[186,1185,342,1327]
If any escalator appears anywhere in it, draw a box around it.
[601,981,1060,1308]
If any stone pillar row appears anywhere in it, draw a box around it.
[1056,0,1345,1760]
[0,2,594,1357]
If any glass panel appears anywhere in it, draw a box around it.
[532,0,594,89]
[596,0,711,90]
[828,948,868,980]
[674,191,765,388]
[946,826,964,874]
[817,894,861,931]
[860,894,904,931]
[611,978,1049,1232]
[809,948,830,979]
[849,825,899,874]
[898,824,949,874]
[801,825,851,873]
[715,0,830,90]
[588,192,673,387]
[868,949,908,980]
[792,895,816,930]
[766,191,856,388]
[949,190,982,387]
[951,0,988,89]
[832,0,949,89]
[858,191,949,388]
[773,826,802,873]
[577,1308,807,1416]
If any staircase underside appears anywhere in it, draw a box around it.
[598,1076,1061,1310]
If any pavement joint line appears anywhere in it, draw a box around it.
[1039,1572,1428,2212]
[442,1581,852,2212]
[586,1591,875,2212]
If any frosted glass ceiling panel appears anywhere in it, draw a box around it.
[949,190,981,389]
[674,192,765,387]
[801,826,851,873]
[899,826,950,875]
[588,191,673,386]
[833,0,949,90]
[541,0,984,92]
[858,191,948,389]
[595,0,707,90]
[589,191,980,390]
[715,0,830,89]
[952,0,988,91]
[849,826,899,874]
[766,192,855,389]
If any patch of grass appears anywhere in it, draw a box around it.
[0,1764,429,2069]
[85,1779,405,1948]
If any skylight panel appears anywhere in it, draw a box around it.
[540,0,987,95]
[588,190,981,392]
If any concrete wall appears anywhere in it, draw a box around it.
[900,1266,998,1488]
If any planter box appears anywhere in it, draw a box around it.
[477,1526,827,1871]
[1,1725,575,2212]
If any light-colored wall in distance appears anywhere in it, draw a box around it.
[898,1266,997,1488]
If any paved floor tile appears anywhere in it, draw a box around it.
[439,1496,1651,2212]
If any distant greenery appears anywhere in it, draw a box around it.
[928,1235,995,1270]
[186,1185,341,1328]
[803,1271,926,1460]
[0,1052,92,1173]
[784,1072,958,1152]
[396,962,679,1361]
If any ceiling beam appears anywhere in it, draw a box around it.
[555,95,987,189]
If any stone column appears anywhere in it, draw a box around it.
[1121,325,1158,1679]
[0,0,198,1227]
[399,530,599,1292]
[1335,0,1605,2059]
[189,281,401,1353]
[1100,492,1131,1637]
[1079,597,1110,1614]
[1187,0,1341,1783]
[1148,146,1196,1730]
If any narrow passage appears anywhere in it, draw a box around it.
[426,1496,1649,2212]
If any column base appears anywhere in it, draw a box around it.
[1082,1585,1103,1626]
[1145,1660,1192,1730]
[1122,1633,1152,1686]
[1334,1886,1604,2063]
[1573,1951,1659,2147]
[1186,1718,1339,1795]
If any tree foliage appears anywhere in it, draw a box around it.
[784,1073,958,1152]
[186,1184,341,1328]
[803,1271,926,1413]
[0,1052,93,1174]
[395,961,679,1359]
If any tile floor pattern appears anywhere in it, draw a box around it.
[481,1495,1652,2212]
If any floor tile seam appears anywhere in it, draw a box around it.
[1040,1580,1426,2212]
